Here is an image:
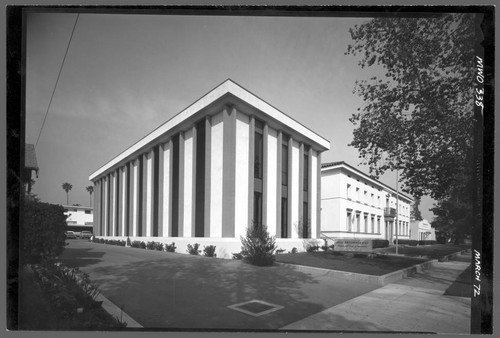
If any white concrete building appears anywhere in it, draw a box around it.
[410,219,436,241]
[320,162,413,243]
[64,205,94,232]
[89,80,330,257]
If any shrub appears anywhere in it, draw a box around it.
[23,198,67,264]
[290,247,298,254]
[418,240,437,246]
[232,252,243,260]
[240,223,276,266]
[155,242,164,251]
[372,239,389,249]
[275,248,285,254]
[187,243,201,255]
[306,245,320,252]
[126,237,131,246]
[394,239,418,246]
[146,241,156,250]
[320,239,330,252]
[203,245,217,257]
[130,241,144,248]
[165,242,176,252]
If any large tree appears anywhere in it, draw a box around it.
[86,185,94,207]
[346,13,476,240]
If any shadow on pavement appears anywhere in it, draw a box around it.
[85,254,362,330]
[60,247,106,268]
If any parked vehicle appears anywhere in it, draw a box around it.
[80,231,92,239]
[65,231,76,239]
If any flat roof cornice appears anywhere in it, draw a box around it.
[321,161,414,203]
[89,79,330,181]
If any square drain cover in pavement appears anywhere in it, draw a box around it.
[228,300,284,317]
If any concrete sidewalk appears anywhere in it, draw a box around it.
[281,252,471,333]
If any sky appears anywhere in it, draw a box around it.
[25,10,436,220]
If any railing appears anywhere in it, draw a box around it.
[384,207,397,218]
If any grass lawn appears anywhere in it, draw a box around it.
[275,252,428,276]
[376,244,470,259]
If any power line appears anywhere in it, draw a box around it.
[35,13,80,150]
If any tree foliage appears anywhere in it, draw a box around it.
[23,196,68,264]
[240,223,276,266]
[346,13,476,201]
[62,182,73,205]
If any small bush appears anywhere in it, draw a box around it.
[165,242,176,252]
[126,237,131,246]
[307,245,320,252]
[232,252,243,260]
[203,245,217,257]
[139,241,146,249]
[187,243,201,255]
[394,239,418,246]
[290,247,298,254]
[240,223,276,266]
[146,241,156,250]
[372,239,389,249]
[275,248,285,255]
[320,239,330,252]
[418,240,437,246]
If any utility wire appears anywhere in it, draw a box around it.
[35,13,80,150]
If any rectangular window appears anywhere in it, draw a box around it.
[371,216,375,233]
[282,143,288,186]
[85,210,91,214]
[254,132,263,179]
[347,184,351,199]
[281,198,288,238]
[371,193,374,206]
[364,214,368,233]
[364,191,367,204]
[346,211,352,232]
[356,213,360,232]
[356,188,360,201]
[253,192,263,227]
[377,217,381,234]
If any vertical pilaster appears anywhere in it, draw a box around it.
[141,153,148,236]
[110,172,116,236]
[222,106,236,237]
[94,180,100,236]
[248,116,255,227]
[191,125,197,237]
[276,131,282,237]
[288,137,294,238]
[262,123,268,227]
[158,144,165,237]
[145,150,154,237]
[104,175,109,236]
[178,131,185,237]
[204,117,212,237]
[132,159,139,237]
[308,147,313,238]
[316,152,321,239]
[298,142,304,237]
[162,140,173,237]
[121,166,127,236]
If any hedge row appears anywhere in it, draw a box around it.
[393,239,437,246]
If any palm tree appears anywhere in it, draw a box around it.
[86,185,94,207]
[62,182,72,205]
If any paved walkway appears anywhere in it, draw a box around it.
[281,252,471,333]
[60,241,471,332]
[60,241,379,330]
